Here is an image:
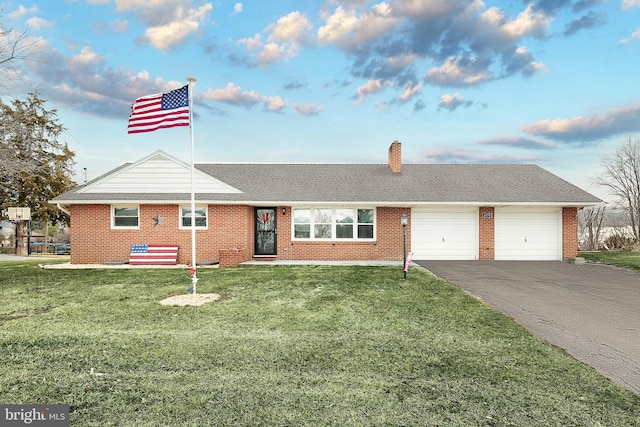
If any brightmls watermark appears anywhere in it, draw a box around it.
[1,405,69,426]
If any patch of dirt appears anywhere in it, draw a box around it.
[159,293,221,307]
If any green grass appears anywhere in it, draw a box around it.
[1,261,639,426]
[580,250,640,270]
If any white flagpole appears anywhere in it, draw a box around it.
[187,77,198,295]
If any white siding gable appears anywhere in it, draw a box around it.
[77,151,242,194]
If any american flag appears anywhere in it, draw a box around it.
[127,85,190,134]
[129,244,179,265]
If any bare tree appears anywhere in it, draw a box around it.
[579,204,607,250]
[0,27,28,66]
[0,7,34,92]
[596,137,640,242]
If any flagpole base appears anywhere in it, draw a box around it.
[191,271,198,295]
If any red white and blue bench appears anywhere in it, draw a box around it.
[128,244,179,265]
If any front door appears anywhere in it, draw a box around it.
[255,208,277,256]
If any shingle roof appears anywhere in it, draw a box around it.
[52,161,601,206]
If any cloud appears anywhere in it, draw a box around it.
[111,19,129,33]
[563,10,606,36]
[225,0,579,101]
[491,4,552,40]
[26,17,53,31]
[202,82,286,112]
[478,136,557,150]
[9,5,39,20]
[437,93,472,111]
[18,38,189,118]
[284,81,305,90]
[317,3,398,51]
[398,82,421,103]
[522,103,640,142]
[239,11,312,66]
[413,99,426,112]
[619,28,640,44]
[531,0,573,14]
[312,0,561,93]
[234,3,243,13]
[115,0,213,50]
[622,0,640,10]
[425,57,490,87]
[504,46,547,77]
[422,149,541,164]
[354,79,391,104]
[292,103,324,116]
[268,11,311,44]
[572,0,604,13]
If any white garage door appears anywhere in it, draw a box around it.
[495,208,561,260]
[411,207,477,260]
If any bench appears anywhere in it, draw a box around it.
[129,244,179,265]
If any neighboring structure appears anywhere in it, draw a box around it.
[51,141,601,266]
[0,221,15,248]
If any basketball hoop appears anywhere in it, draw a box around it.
[8,207,31,222]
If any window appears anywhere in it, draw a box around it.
[180,205,208,229]
[357,208,374,239]
[293,209,310,238]
[335,209,354,238]
[293,208,375,240]
[112,206,139,229]
[314,209,332,239]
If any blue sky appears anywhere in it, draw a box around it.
[4,0,640,202]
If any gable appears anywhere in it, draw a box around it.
[77,151,242,194]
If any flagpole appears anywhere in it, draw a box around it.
[187,76,198,295]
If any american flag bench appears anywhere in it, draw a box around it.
[128,244,179,265]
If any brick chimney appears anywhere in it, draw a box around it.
[388,140,402,174]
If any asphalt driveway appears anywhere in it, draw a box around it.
[415,260,640,395]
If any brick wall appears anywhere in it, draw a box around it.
[479,206,495,260]
[277,207,409,261]
[69,204,409,265]
[69,204,253,265]
[562,207,578,260]
[69,204,580,264]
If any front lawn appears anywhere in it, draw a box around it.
[1,262,639,426]
[580,250,640,271]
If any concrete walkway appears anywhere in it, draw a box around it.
[416,260,640,395]
[0,254,405,269]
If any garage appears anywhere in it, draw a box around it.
[494,207,561,260]
[411,207,477,260]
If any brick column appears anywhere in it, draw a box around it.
[562,207,578,260]
[479,207,495,260]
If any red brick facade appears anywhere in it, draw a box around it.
[69,205,411,265]
[69,204,578,265]
[69,204,254,265]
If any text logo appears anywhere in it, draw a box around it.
[1,405,69,426]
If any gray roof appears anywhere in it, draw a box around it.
[52,162,601,206]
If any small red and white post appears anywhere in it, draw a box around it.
[404,252,413,274]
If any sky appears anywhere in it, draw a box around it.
[3,0,640,203]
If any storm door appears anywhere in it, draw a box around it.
[255,208,277,256]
